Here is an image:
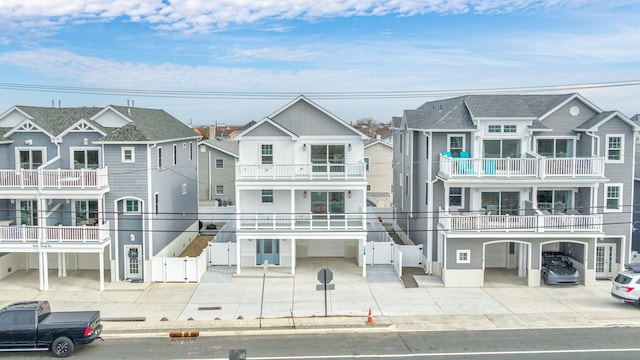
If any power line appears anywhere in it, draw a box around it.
[0,80,639,100]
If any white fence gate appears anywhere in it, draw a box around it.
[399,245,423,267]
[151,250,208,283]
[208,242,237,266]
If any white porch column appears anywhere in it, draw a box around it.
[291,237,296,275]
[42,252,49,290]
[236,239,241,275]
[362,239,367,277]
[99,251,105,291]
[57,253,63,277]
[38,251,45,291]
[518,243,527,277]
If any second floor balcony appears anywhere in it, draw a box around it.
[237,163,366,181]
[438,209,602,234]
[236,213,366,231]
[439,155,604,180]
[0,168,109,191]
[0,221,111,250]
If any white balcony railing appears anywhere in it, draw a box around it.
[0,168,109,190]
[438,210,602,233]
[236,213,366,231]
[237,163,366,181]
[0,221,111,246]
[439,156,604,179]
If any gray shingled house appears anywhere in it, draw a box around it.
[0,104,200,290]
[391,93,639,287]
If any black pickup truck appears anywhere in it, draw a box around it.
[0,300,102,357]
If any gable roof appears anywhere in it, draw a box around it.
[200,138,239,158]
[398,94,627,132]
[241,96,368,139]
[575,111,640,132]
[0,105,198,143]
[364,137,393,149]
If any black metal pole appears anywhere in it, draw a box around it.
[324,269,328,317]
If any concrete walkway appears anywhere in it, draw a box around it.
[1,258,640,337]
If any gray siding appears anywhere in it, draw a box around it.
[272,100,355,136]
[197,145,236,203]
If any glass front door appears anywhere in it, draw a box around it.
[596,243,616,279]
[124,245,142,280]
[311,145,345,173]
[256,239,280,265]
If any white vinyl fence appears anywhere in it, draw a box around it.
[151,250,207,283]
[207,242,237,266]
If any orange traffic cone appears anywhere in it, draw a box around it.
[366,308,374,325]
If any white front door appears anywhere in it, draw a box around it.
[596,243,616,279]
[124,245,142,280]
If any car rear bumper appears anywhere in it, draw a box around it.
[611,292,637,304]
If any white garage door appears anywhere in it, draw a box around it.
[307,239,345,257]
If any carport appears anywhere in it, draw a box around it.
[540,240,588,286]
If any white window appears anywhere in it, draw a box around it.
[604,183,622,212]
[122,147,135,163]
[447,134,465,157]
[154,193,159,216]
[449,187,463,208]
[606,135,624,163]
[215,158,224,169]
[488,125,501,133]
[182,183,187,195]
[364,157,370,171]
[215,185,224,195]
[72,148,100,169]
[262,189,273,203]
[17,148,44,169]
[457,250,470,264]
[173,144,178,166]
[157,147,163,170]
[503,125,516,133]
[261,144,273,164]
[124,199,140,214]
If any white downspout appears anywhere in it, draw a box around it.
[424,131,436,274]
[146,143,157,281]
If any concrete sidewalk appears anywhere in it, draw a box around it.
[2,259,640,337]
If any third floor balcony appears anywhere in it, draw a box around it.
[0,168,109,193]
[439,155,604,180]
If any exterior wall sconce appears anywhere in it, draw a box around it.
[303,191,307,198]
[303,144,306,151]
[25,139,32,145]
[348,190,351,198]
[130,234,135,242]
[83,138,88,145]
[348,144,352,151]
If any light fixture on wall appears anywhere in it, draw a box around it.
[348,144,352,151]
[130,234,135,242]
[348,190,352,198]
[83,138,88,145]
[303,191,307,198]
[25,139,32,145]
[303,144,307,151]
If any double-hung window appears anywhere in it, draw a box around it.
[604,184,622,212]
[261,144,273,164]
[606,135,623,163]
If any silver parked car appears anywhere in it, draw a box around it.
[611,263,640,306]
[541,252,580,285]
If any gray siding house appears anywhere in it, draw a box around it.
[197,138,239,206]
[391,94,639,287]
[0,104,200,290]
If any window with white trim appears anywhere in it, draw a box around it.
[215,185,224,195]
[173,144,178,166]
[189,142,193,160]
[17,148,44,169]
[122,147,135,163]
[364,157,370,171]
[604,183,622,212]
[449,187,463,208]
[503,125,516,133]
[215,158,224,169]
[124,199,140,214]
[457,250,470,264]
[154,193,159,216]
[261,144,273,164]
[262,189,273,203]
[447,134,465,157]
[488,125,501,133]
[606,135,624,163]
[157,147,163,170]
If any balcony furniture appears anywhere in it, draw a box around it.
[0,220,14,226]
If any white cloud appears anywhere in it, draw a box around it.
[0,0,612,36]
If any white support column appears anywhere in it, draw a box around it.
[291,237,296,276]
[38,252,45,291]
[236,239,241,275]
[42,252,49,290]
[99,251,105,291]
[57,253,63,277]
[362,239,367,277]
[518,243,527,277]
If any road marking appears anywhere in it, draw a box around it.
[185,347,640,360]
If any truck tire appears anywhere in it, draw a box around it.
[51,336,75,357]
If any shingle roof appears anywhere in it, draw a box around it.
[405,94,575,130]
[201,138,239,156]
[8,105,198,142]
[574,111,616,131]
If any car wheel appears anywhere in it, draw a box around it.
[52,336,75,358]
[542,273,548,285]
[635,298,640,308]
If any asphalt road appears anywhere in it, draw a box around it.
[3,327,640,359]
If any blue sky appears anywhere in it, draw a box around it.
[0,1,639,126]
